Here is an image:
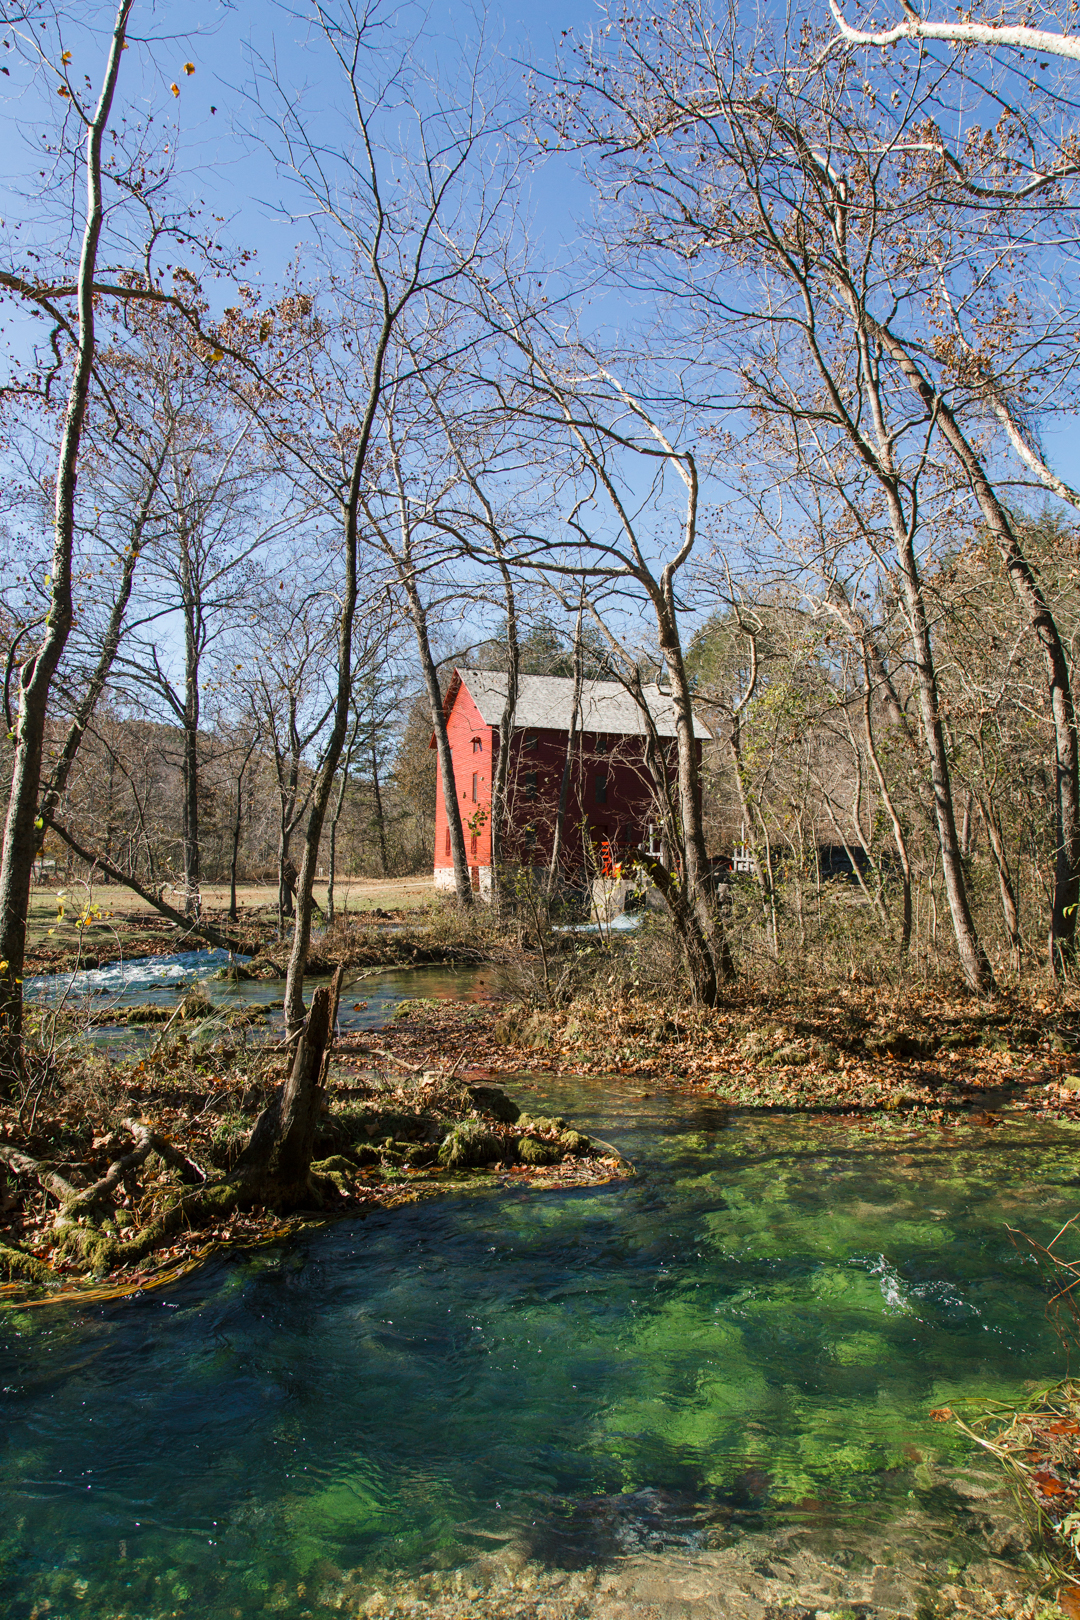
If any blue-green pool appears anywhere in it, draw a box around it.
[1,1080,1076,1618]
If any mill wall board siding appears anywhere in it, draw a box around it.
[432,681,493,878]
[431,669,701,890]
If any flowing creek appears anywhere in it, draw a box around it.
[3,966,1080,1616]
[23,950,491,1044]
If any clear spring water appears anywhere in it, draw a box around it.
[2,1076,1079,1617]
[23,951,488,1043]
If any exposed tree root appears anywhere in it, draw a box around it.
[5,973,346,1284]
[54,1176,248,1273]
[0,1240,58,1288]
[1,967,627,1300]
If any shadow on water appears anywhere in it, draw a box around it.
[0,1060,1076,1614]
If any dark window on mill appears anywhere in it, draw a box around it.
[595,775,608,805]
[471,772,478,802]
[472,737,483,753]
[525,771,537,799]
[524,733,538,751]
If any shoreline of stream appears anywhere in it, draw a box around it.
[4,1071,1078,1620]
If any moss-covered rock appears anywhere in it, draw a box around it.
[559,1129,591,1155]
[516,1113,569,1134]
[517,1136,559,1166]
[311,1155,360,1177]
[402,1143,439,1168]
[438,1120,505,1169]
[465,1084,520,1122]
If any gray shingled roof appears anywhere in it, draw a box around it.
[455,668,690,738]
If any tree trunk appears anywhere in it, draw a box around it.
[181,557,201,919]
[45,814,239,951]
[895,523,994,992]
[326,750,353,927]
[548,610,584,892]
[37,456,160,832]
[283,410,370,1033]
[978,793,1022,974]
[229,778,243,923]
[235,967,343,1205]
[490,567,520,910]
[370,742,388,876]
[656,596,734,995]
[0,0,134,1093]
[881,332,1080,976]
[727,721,772,935]
[862,646,912,952]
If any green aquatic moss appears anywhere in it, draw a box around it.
[438,1120,504,1168]
[517,1136,559,1166]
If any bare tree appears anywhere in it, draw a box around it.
[475,311,734,999]
[829,3,1080,64]
[0,1,151,1086]
[551,6,1013,987]
[237,0,511,1035]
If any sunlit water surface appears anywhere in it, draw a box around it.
[2,1072,1080,1617]
[23,950,486,1043]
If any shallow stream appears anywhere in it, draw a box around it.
[24,949,488,1044]
[3,1063,1080,1618]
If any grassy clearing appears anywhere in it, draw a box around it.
[22,876,463,975]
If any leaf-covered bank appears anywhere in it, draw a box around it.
[353,979,1080,1120]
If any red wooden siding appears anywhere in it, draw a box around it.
[433,671,694,881]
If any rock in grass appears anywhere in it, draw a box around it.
[438,1120,504,1169]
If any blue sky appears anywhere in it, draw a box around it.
[1,0,1077,509]
[0,1,602,313]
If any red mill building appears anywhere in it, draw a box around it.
[432,668,694,898]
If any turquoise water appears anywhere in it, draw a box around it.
[1,1082,1077,1618]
